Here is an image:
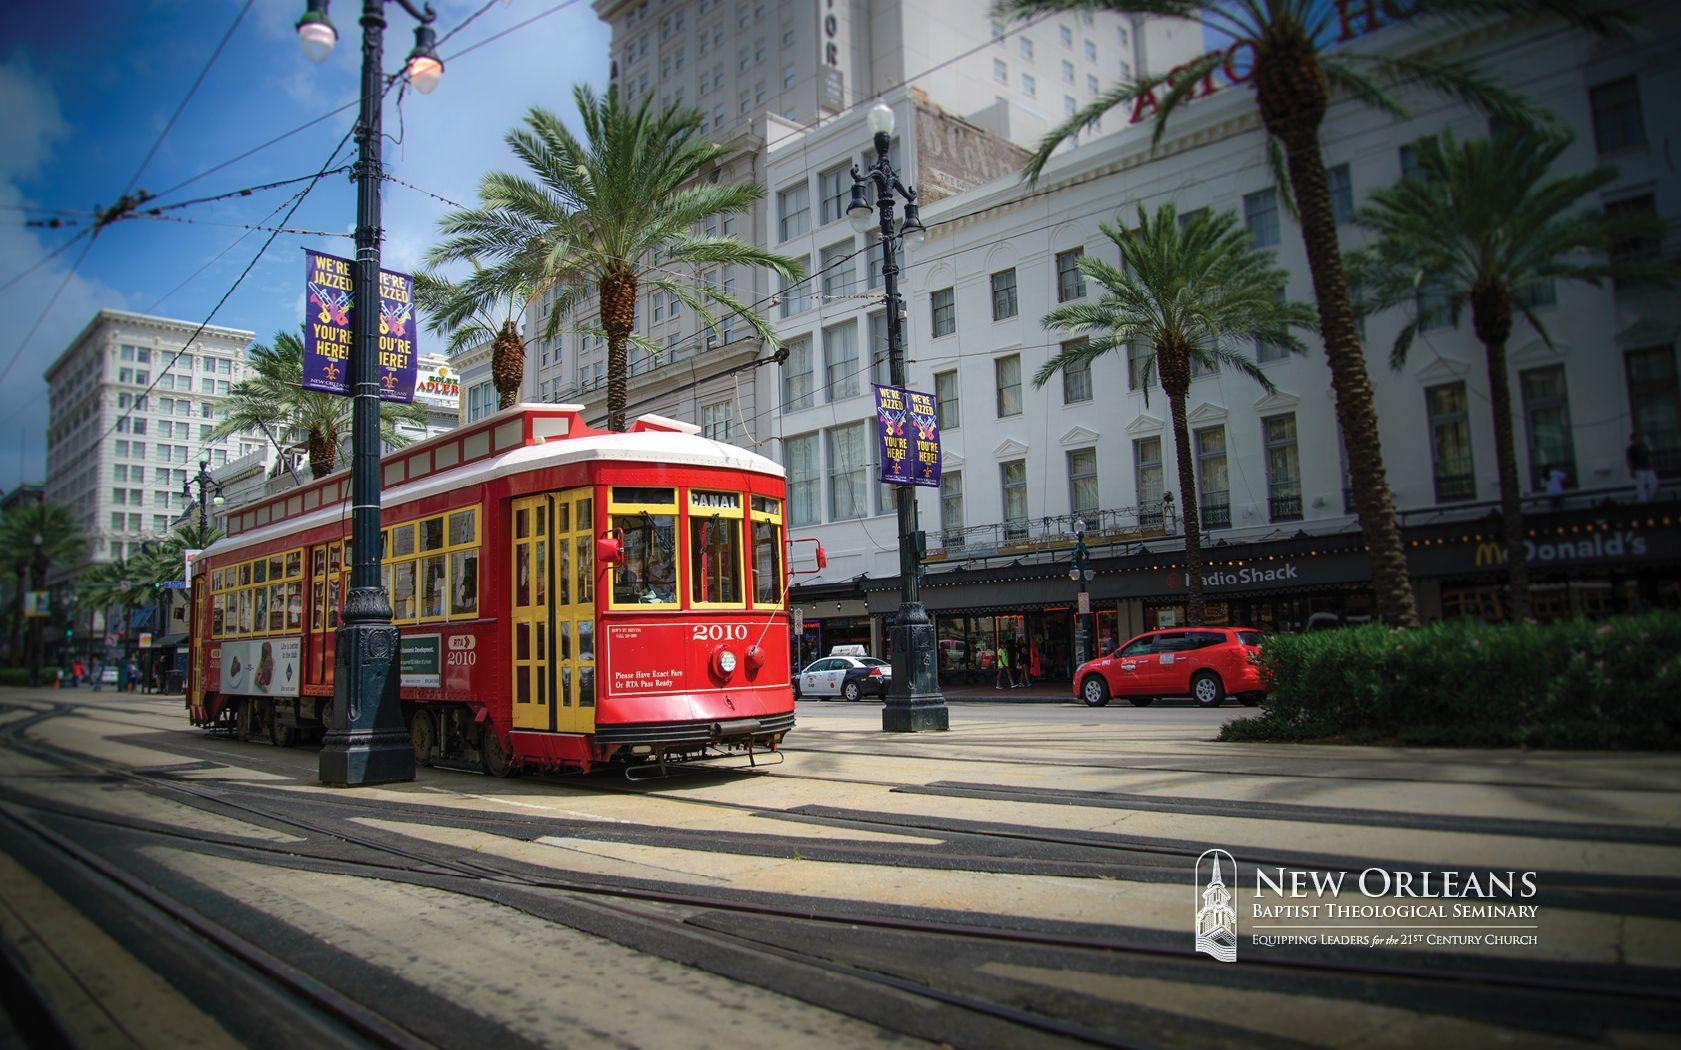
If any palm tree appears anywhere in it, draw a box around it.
[415,265,530,410]
[1346,129,1677,621]
[0,501,86,667]
[208,330,426,479]
[999,0,1637,628]
[426,85,805,432]
[1036,205,1316,624]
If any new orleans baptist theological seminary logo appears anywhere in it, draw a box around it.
[1195,849,1238,962]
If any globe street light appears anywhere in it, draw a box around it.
[1070,522,1094,666]
[297,0,443,786]
[848,99,945,733]
[182,460,226,533]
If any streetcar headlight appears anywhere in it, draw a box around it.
[716,648,738,675]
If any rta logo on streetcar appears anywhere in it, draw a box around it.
[447,635,476,651]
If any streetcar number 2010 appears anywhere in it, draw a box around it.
[691,624,748,642]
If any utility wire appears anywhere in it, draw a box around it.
[123,0,255,197]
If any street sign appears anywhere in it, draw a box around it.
[139,632,154,649]
[792,608,804,633]
[1077,592,1091,615]
[23,591,50,617]
[161,581,189,590]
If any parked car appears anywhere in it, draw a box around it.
[794,654,892,701]
[1073,627,1266,708]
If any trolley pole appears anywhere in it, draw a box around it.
[848,99,947,733]
[298,0,442,785]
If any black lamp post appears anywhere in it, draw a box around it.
[297,0,442,786]
[183,460,225,533]
[27,529,46,688]
[847,99,947,733]
[1070,522,1094,666]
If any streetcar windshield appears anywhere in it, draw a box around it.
[612,510,677,604]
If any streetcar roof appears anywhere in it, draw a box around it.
[203,404,784,563]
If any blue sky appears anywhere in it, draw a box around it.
[0,0,611,492]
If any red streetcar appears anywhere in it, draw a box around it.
[186,404,797,776]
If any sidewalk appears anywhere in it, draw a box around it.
[937,678,1074,703]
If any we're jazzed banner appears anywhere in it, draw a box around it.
[302,249,418,403]
[875,384,941,487]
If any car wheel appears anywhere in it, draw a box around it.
[1128,696,1155,708]
[842,680,862,702]
[1192,672,1226,708]
[792,681,802,700]
[1080,675,1111,708]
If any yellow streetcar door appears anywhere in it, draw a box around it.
[510,492,597,735]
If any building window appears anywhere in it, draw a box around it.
[1519,365,1575,491]
[783,63,796,88]
[781,337,814,411]
[990,268,1018,320]
[935,370,959,430]
[702,399,733,441]
[777,182,810,241]
[1068,448,1098,520]
[818,164,851,225]
[1087,72,1098,95]
[1135,436,1163,529]
[995,354,1022,417]
[1061,59,1075,83]
[1056,248,1086,301]
[940,470,964,548]
[1590,76,1645,154]
[821,241,856,298]
[1020,37,1033,60]
[1196,426,1230,529]
[994,58,1007,83]
[1127,344,1153,390]
[1263,414,1302,521]
[823,321,860,402]
[1022,72,1036,97]
[786,433,819,525]
[1327,163,1354,225]
[1060,24,1073,47]
[1244,188,1280,248]
[1002,459,1029,542]
[931,287,956,337]
[1417,280,1454,330]
[1625,347,1681,475]
[1061,339,1092,403]
[868,312,891,385]
[1427,382,1475,502]
[865,231,903,289]
[826,424,870,521]
[779,257,811,317]
[1607,194,1660,266]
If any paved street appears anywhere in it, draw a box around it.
[2,688,1678,1049]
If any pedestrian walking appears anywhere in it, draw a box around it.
[1627,433,1658,503]
[994,641,1011,689]
[126,659,140,693]
[72,659,85,687]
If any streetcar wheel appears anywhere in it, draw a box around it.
[234,699,254,742]
[409,710,435,767]
[269,713,297,748]
[317,699,335,735]
[1128,696,1155,708]
[481,727,512,778]
[1192,672,1226,708]
[1080,676,1111,708]
[842,680,862,702]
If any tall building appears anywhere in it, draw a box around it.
[533,1,1200,425]
[44,310,255,573]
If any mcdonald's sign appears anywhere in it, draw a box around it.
[1473,542,1506,568]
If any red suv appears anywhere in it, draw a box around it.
[1075,627,1266,708]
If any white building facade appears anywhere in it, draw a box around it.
[760,5,1681,668]
[44,309,256,572]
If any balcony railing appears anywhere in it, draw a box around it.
[1268,485,1302,522]
[1200,490,1230,530]
[925,506,1168,563]
[1433,468,1476,503]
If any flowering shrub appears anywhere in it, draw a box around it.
[1218,613,1681,748]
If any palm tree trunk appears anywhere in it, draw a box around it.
[1274,131,1420,629]
[601,270,636,432]
[1167,385,1205,626]
[1471,281,1529,621]
[492,319,526,409]
[307,427,335,480]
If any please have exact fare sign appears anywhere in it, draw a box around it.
[302,248,418,403]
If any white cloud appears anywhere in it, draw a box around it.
[0,56,67,179]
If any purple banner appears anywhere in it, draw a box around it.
[875,384,942,488]
[302,249,418,403]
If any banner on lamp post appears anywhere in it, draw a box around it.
[302,249,418,403]
[874,384,941,488]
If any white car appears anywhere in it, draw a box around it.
[794,655,891,701]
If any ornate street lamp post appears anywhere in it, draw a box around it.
[1070,522,1094,667]
[296,0,442,785]
[27,529,45,688]
[183,460,225,533]
[847,100,947,733]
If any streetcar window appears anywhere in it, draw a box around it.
[420,555,446,618]
[752,496,781,515]
[420,518,444,552]
[575,535,593,604]
[287,585,304,631]
[390,523,415,558]
[690,513,742,605]
[211,594,226,636]
[268,584,286,632]
[391,562,417,620]
[612,511,677,605]
[268,556,284,581]
[448,509,475,546]
[613,486,675,505]
[285,551,302,579]
[450,549,478,616]
[753,518,782,605]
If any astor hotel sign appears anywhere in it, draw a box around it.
[1129,0,1411,125]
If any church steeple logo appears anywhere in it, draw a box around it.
[1195,849,1238,962]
